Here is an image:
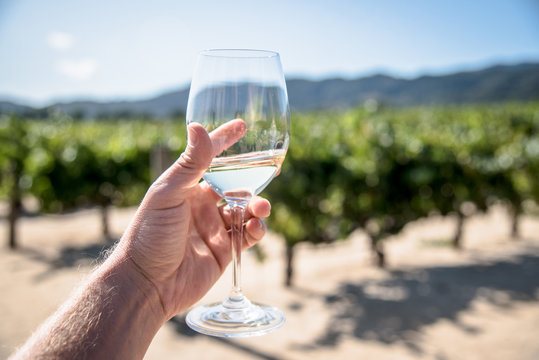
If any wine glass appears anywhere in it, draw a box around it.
[185,49,290,337]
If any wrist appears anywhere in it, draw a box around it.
[97,246,167,322]
[89,247,167,357]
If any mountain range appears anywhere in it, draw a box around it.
[1,62,538,118]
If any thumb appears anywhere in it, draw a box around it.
[168,122,214,190]
[149,120,247,200]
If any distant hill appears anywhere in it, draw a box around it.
[48,89,190,118]
[287,63,539,110]
[0,101,35,115]
[1,62,538,117]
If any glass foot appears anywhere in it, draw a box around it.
[186,300,285,338]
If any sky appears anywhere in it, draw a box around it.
[0,0,538,106]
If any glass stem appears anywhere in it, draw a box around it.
[223,202,250,309]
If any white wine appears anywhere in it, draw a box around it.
[204,149,286,200]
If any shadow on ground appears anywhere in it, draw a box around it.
[168,316,283,360]
[304,248,539,354]
[167,250,539,358]
[15,232,539,358]
[18,240,116,281]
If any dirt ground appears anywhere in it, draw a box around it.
[1,204,538,360]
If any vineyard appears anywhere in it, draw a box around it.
[1,103,538,286]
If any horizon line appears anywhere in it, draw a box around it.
[2,59,538,109]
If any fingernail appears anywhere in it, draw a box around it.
[258,219,266,232]
[233,119,247,135]
[238,120,247,134]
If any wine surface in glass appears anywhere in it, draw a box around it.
[204,149,286,199]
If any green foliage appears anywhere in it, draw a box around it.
[266,103,539,250]
[1,104,537,259]
[0,114,186,212]
[0,115,32,198]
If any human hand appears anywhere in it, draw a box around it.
[115,119,270,320]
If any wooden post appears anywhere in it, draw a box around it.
[285,244,295,287]
[150,144,175,181]
[100,203,111,241]
[510,202,521,239]
[8,160,22,249]
[371,235,385,268]
[453,211,464,249]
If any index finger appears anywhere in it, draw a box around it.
[208,119,247,158]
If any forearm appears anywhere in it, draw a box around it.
[11,249,166,360]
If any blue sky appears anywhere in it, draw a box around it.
[0,0,538,106]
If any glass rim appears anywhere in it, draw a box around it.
[199,49,279,59]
